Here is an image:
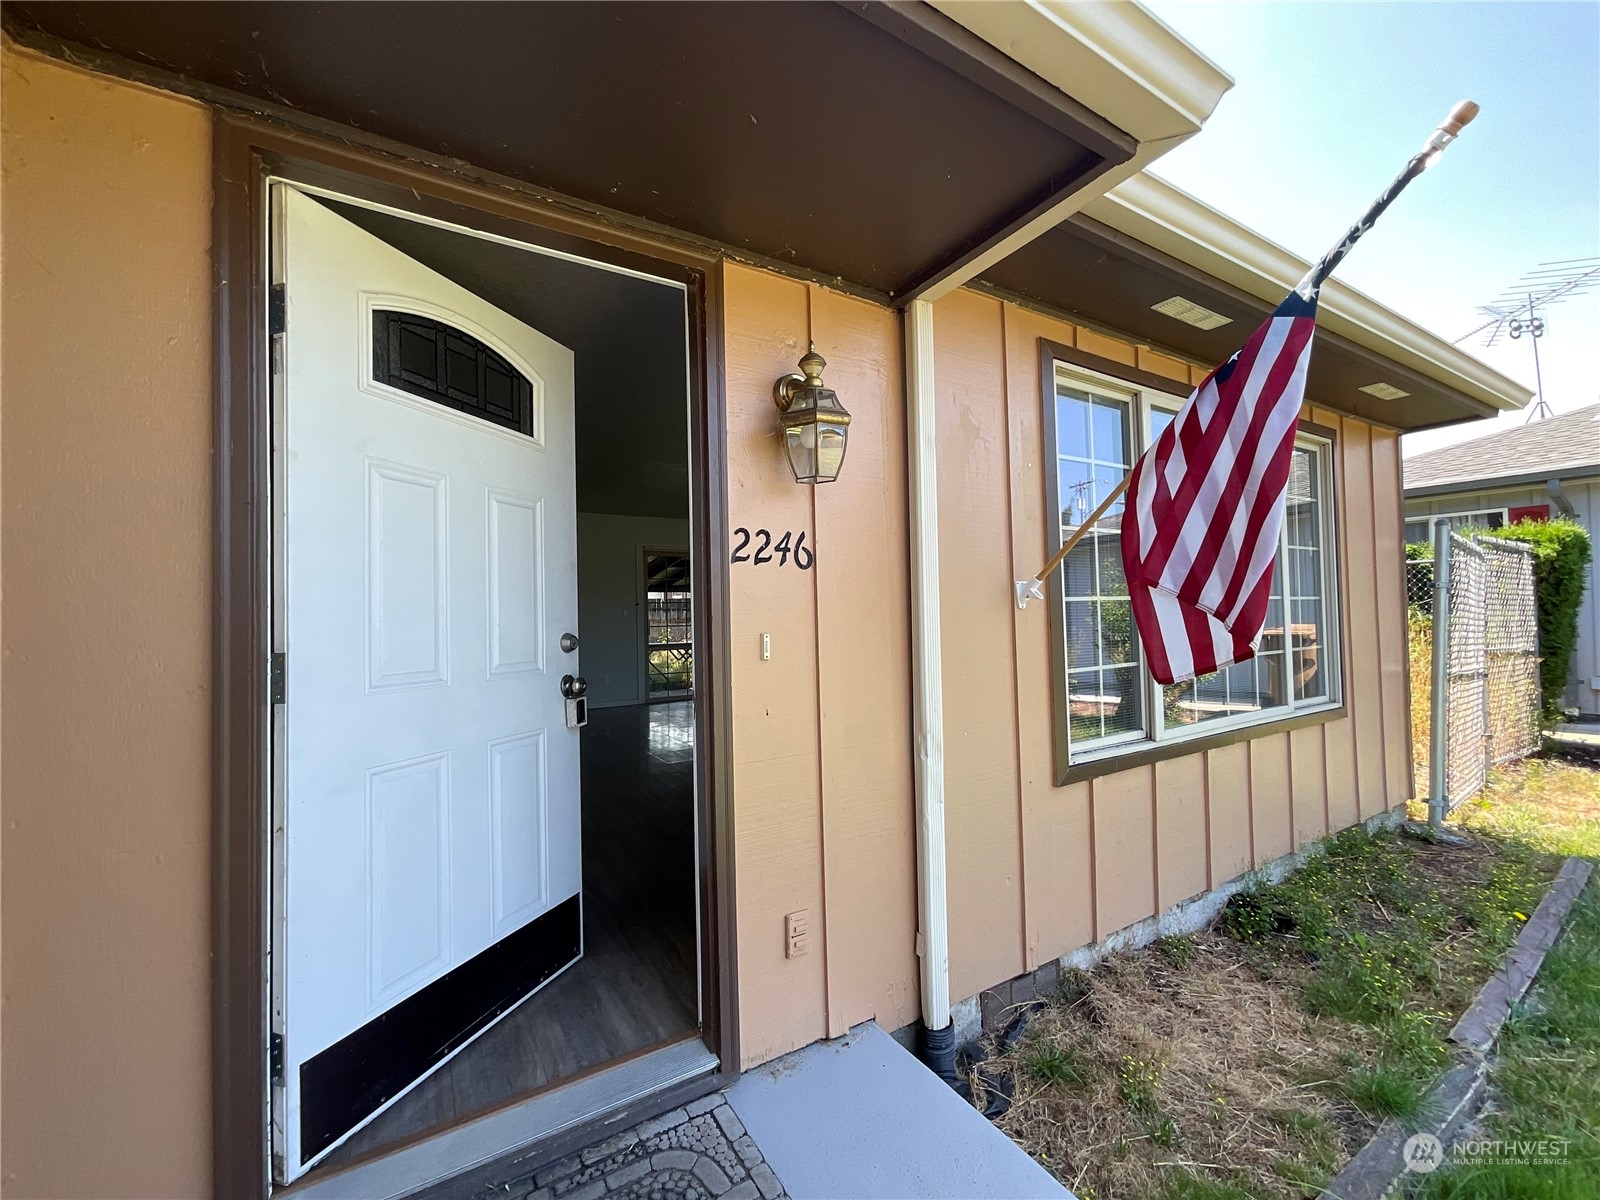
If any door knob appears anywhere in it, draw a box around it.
[560,632,579,653]
[560,674,588,699]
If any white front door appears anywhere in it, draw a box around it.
[273,186,581,1180]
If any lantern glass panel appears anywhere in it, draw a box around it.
[814,422,847,482]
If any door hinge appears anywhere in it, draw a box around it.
[269,284,286,337]
[270,1031,285,1086]
[270,653,286,705]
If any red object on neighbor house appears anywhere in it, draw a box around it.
[1509,504,1550,524]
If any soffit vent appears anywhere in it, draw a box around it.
[1151,295,1233,330]
[1359,381,1411,400]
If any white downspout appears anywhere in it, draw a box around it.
[905,298,953,1070]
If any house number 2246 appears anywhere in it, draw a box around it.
[730,527,814,570]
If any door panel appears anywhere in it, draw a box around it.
[274,186,581,1179]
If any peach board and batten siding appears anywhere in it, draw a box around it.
[926,289,1415,1006]
[722,275,1415,1059]
[1,46,215,1200]
[723,265,921,1067]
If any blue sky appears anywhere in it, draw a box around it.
[1140,0,1599,456]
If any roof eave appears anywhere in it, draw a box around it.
[931,0,1233,143]
[1405,466,1600,499]
[1082,173,1534,418]
[913,0,1232,299]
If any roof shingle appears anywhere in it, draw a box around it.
[1403,404,1600,492]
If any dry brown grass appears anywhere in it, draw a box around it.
[978,935,1376,1199]
[974,818,1563,1200]
[1409,612,1432,797]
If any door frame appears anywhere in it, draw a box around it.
[213,114,738,1198]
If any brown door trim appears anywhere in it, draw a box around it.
[212,114,738,1198]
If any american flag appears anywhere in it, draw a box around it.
[1120,290,1318,685]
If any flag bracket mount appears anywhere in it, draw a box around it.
[1015,578,1044,610]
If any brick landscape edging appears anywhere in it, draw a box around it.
[1317,856,1594,1200]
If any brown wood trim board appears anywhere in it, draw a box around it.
[212,114,738,1199]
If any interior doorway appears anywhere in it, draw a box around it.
[269,183,710,1185]
[644,551,694,701]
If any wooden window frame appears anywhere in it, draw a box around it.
[214,115,738,1198]
[1039,338,1349,786]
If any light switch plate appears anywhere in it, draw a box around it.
[785,910,809,958]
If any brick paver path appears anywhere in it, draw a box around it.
[484,1095,789,1200]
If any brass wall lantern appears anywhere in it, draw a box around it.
[773,343,851,484]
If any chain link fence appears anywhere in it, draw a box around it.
[1409,530,1541,816]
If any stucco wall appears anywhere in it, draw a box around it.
[1,43,214,1199]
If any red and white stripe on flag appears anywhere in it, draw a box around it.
[1119,292,1318,686]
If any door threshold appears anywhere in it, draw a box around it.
[279,1037,719,1200]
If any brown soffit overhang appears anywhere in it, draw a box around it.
[980,175,1532,432]
[1,0,1157,303]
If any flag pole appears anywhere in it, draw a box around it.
[1293,99,1479,300]
[1015,100,1479,611]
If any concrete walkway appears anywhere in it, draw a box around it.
[1552,721,1600,746]
[478,1023,1068,1200]
[726,1024,1069,1200]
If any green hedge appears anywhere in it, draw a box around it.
[1495,518,1591,718]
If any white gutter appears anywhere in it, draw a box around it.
[932,0,1234,143]
[904,297,951,1042]
[898,3,1229,1045]
[1084,173,1533,412]
[915,0,1233,301]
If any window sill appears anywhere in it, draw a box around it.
[1056,701,1346,787]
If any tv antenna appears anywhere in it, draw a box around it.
[1456,257,1600,422]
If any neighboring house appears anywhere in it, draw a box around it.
[1404,404,1600,713]
[0,5,1530,1200]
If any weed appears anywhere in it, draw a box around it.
[1145,1114,1180,1148]
[1021,1039,1091,1087]
[1374,1009,1451,1076]
[1270,1155,1328,1192]
[1218,886,1292,943]
[1154,1173,1261,1200]
[1053,967,1091,1008]
[1342,1063,1425,1120]
[1155,934,1199,967]
[1267,1108,1327,1139]
[1117,1054,1163,1114]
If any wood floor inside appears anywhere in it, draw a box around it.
[323,701,699,1169]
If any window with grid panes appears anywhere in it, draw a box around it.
[1049,361,1342,768]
